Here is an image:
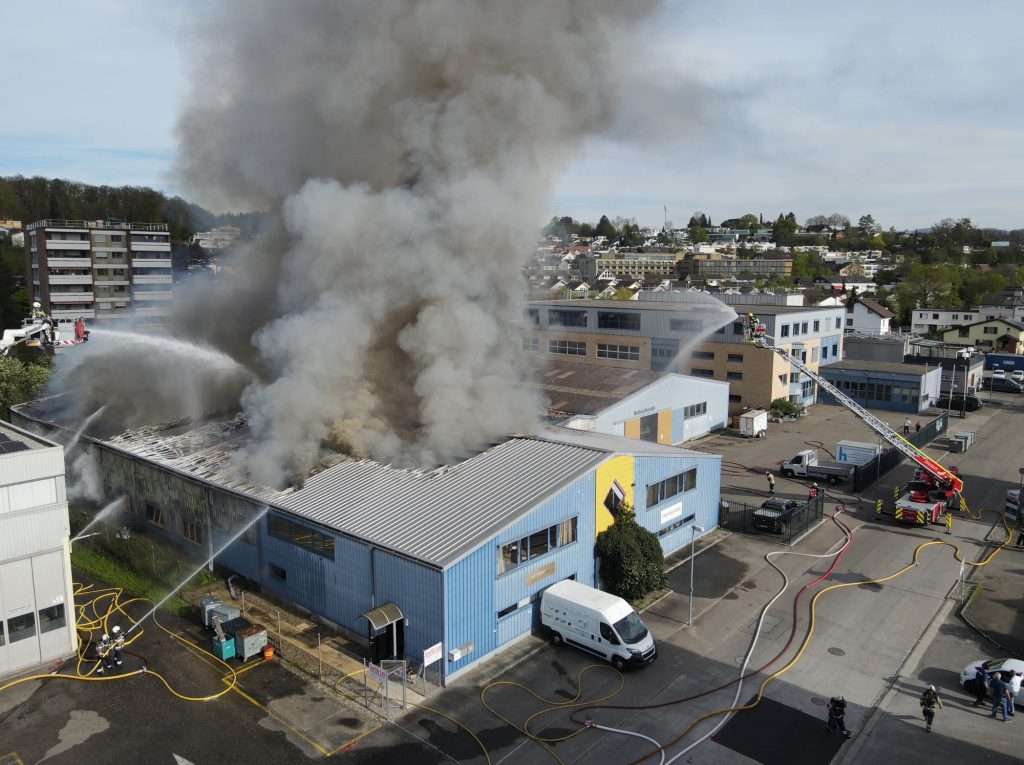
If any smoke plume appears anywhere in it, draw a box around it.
[64,0,660,486]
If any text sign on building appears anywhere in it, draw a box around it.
[660,501,683,524]
[423,642,443,666]
[368,662,387,683]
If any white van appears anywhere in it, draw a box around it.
[540,579,657,670]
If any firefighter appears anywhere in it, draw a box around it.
[111,625,125,666]
[826,696,851,737]
[808,483,820,501]
[95,633,114,675]
[920,684,942,732]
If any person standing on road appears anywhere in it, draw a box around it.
[974,665,990,706]
[989,672,1012,721]
[808,483,819,501]
[1009,671,1021,717]
[111,624,125,667]
[766,471,775,495]
[903,417,912,435]
[826,696,851,737]
[915,421,922,433]
[95,633,114,676]
[920,685,943,732]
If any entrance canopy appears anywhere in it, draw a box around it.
[358,602,403,631]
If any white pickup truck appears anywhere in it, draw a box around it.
[780,449,855,485]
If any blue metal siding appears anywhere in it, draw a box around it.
[634,455,721,555]
[443,472,597,678]
[819,368,924,413]
[372,549,443,667]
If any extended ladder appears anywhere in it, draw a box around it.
[755,337,964,492]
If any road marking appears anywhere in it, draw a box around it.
[173,755,194,765]
[331,724,383,753]
[1,753,25,765]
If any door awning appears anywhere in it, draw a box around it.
[358,602,403,631]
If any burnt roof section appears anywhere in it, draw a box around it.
[532,361,662,417]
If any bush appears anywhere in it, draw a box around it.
[594,504,666,601]
[769,397,803,418]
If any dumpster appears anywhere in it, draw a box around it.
[235,624,268,662]
[213,636,236,661]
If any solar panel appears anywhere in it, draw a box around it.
[0,441,29,453]
[0,433,12,443]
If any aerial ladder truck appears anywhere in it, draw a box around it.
[741,314,964,515]
[0,302,89,357]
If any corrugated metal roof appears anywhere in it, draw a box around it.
[277,435,610,569]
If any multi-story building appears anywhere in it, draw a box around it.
[941,317,1024,354]
[679,252,793,280]
[0,421,77,678]
[519,295,845,415]
[25,219,173,328]
[910,308,980,335]
[593,251,684,280]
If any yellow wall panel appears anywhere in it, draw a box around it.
[595,455,635,534]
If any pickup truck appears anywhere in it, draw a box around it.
[780,449,855,485]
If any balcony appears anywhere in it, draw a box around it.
[51,308,95,319]
[130,242,171,252]
[48,275,94,285]
[50,292,95,302]
[133,275,172,284]
[93,261,130,269]
[47,257,91,267]
[133,290,173,300]
[131,257,172,267]
[46,239,91,249]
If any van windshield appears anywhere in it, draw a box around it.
[613,611,648,644]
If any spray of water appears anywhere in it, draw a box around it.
[65,405,106,458]
[125,507,268,635]
[71,496,127,542]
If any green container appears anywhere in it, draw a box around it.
[213,637,236,661]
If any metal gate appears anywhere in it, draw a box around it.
[718,493,824,544]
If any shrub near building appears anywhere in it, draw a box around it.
[595,504,667,601]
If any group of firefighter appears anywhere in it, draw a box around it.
[94,624,126,675]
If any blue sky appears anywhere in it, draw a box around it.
[3,1,1022,231]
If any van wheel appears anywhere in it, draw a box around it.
[782,469,794,478]
[611,656,627,672]
[827,476,838,485]
[551,632,563,647]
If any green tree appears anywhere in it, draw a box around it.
[596,215,618,240]
[594,504,666,601]
[690,226,709,243]
[0,355,50,419]
[857,214,879,238]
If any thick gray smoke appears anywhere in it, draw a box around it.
[62,0,660,487]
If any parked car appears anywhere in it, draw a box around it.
[981,377,1024,393]
[752,498,802,533]
[960,658,1024,703]
[934,393,983,411]
[1011,370,1024,383]
[991,369,1007,378]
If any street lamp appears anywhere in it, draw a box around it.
[688,524,706,626]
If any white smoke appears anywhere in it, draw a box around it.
[60,0,661,487]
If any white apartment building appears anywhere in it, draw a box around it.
[0,422,77,678]
[911,308,980,335]
[26,219,173,327]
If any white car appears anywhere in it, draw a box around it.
[960,658,1024,703]
[991,369,1007,378]
[1011,370,1024,383]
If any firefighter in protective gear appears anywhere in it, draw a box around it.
[96,633,114,675]
[826,696,851,737]
[920,684,942,732]
[111,625,125,666]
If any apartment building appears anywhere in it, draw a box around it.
[593,251,684,279]
[678,253,793,279]
[911,308,980,335]
[519,296,845,415]
[25,219,173,327]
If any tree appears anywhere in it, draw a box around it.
[690,226,709,243]
[857,214,879,238]
[612,288,634,300]
[0,355,50,419]
[596,215,618,240]
[594,504,666,601]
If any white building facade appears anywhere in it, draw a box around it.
[0,422,77,678]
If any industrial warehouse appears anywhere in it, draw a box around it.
[11,401,721,683]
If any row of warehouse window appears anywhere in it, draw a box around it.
[543,309,642,331]
[1,603,66,647]
[647,467,697,507]
[269,515,337,560]
[691,351,745,362]
[534,339,641,361]
[831,380,919,404]
[683,402,707,418]
[499,517,578,575]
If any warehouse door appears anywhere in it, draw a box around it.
[359,603,405,662]
[2,558,40,671]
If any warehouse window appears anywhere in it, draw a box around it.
[691,350,714,360]
[7,613,35,643]
[498,516,578,575]
[683,402,707,418]
[657,514,695,537]
[38,604,66,633]
[548,309,587,327]
[690,368,714,378]
[646,468,698,507]
[813,320,820,332]
[729,394,742,403]
[268,515,336,560]
[182,519,204,546]
[269,564,287,581]
[597,343,640,361]
[780,324,790,337]
[835,317,842,329]
[726,371,743,380]
[525,308,540,326]
[549,339,586,356]
[598,311,640,331]
[145,502,163,527]
[670,318,704,332]
[522,336,539,351]
[727,353,743,363]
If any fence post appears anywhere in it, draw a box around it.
[317,632,322,680]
